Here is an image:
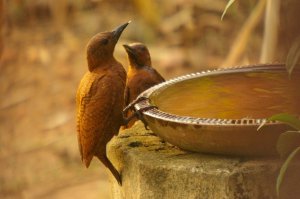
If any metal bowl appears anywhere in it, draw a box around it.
[133,64,300,156]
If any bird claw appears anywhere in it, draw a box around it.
[124,105,157,130]
[136,105,158,130]
[123,96,148,114]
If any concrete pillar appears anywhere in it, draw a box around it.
[107,122,297,199]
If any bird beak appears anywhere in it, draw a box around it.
[123,44,141,66]
[123,44,136,57]
[112,21,131,43]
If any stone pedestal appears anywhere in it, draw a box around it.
[107,122,299,199]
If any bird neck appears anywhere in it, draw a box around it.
[128,64,141,74]
[127,54,151,69]
[87,56,116,72]
[129,60,152,70]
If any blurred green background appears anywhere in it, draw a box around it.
[0,0,299,198]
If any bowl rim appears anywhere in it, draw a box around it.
[134,63,298,127]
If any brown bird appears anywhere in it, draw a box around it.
[76,22,130,185]
[123,43,165,128]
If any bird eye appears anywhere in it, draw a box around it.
[101,39,109,45]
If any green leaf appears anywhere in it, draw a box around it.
[221,0,236,21]
[257,113,300,131]
[268,113,300,130]
[286,37,300,77]
[276,146,300,197]
[276,131,300,158]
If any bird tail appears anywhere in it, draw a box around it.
[82,154,93,168]
[97,155,122,185]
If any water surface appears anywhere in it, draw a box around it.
[151,71,300,119]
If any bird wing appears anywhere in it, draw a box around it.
[127,68,165,103]
[152,68,165,82]
[138,67,165,92]
[76,72,116,167]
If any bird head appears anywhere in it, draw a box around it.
[86,21,130,71]
[123,43,151,69]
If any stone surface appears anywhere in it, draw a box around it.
[107,122,299,199]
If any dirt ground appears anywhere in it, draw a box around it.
[0,1,267,198]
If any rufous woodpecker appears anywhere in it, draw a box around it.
[123,43,165,128]
[76,22,130,185]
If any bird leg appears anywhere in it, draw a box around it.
[124,105,157,130]
[123,96,148,114]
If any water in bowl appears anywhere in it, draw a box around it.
[151,70,300,119]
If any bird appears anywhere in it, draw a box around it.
[76,21,130,185]
[122,42,165,128]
